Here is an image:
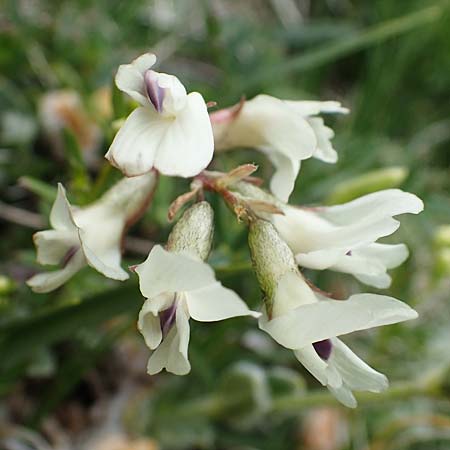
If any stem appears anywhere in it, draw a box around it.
[196,173,256,223]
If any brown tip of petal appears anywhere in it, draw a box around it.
[144,70,165,113]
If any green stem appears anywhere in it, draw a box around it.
[241,3,445,90]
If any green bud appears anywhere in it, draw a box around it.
[326,166,409,204]
[167,201,214,261]
[248,219,298,315]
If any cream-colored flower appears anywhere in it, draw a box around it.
[27,173,157,293]
[249,219,417,407]
[105,53,213,178]
[135,245,260,375]
[272,189,424,288]
[211,95,348,201]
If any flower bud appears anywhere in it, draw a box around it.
[166,201,214,261]
[248,219,298,315]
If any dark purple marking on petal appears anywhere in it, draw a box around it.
[144,70,164,113]
[313,339,333,360]
[160,301,177,338]
[61,246,79,268]
[346,250,352,256]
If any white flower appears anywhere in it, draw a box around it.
[272,189,424,288]
[248,219,418,407]
[105,53,214,178]
[27,173,157,293]
[210,95,348,201]
[259,271,418,407]
[135,245,260,375]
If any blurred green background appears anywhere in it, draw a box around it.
[1,0,450,449]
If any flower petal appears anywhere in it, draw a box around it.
[330,338,388,392]
[259,293,418,350]
[307,117,338,163]
[272,271,317,317]
[105,107,164,177]
[185,282,260,322]
[153,92,213,177]
[146,304,191,375]
[294,344,361,408]
[155,72,187,115]
[27,249,86,293]
[50,184,78,231]
[355,243,409,269]
[294,344,341,387]
[264,150,301,202]
[135,245,216,299]
[320,189,424,225]
[354,272,392,289]
[328,385,357,408]
[274,206,401,256]
[328,244,409,288]
[284,100,349,117]
[138,293,174,350]
[115,53,157,106]
[252,95,317,160]
[33,229,79,266]
[78,224,129,281]
[138,300,163,350]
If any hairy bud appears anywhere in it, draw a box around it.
[248,219,298,315]
[167,201,214,261]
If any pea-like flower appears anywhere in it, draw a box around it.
[105,53,214,178]
[27,173,157,293]
[272,189,424,288]
[210,95,348,201]
[248,219,418,407]
[134,202,260,375]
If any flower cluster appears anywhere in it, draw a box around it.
[29,52,423,407]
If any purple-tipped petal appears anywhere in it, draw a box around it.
[144,70,165,113]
